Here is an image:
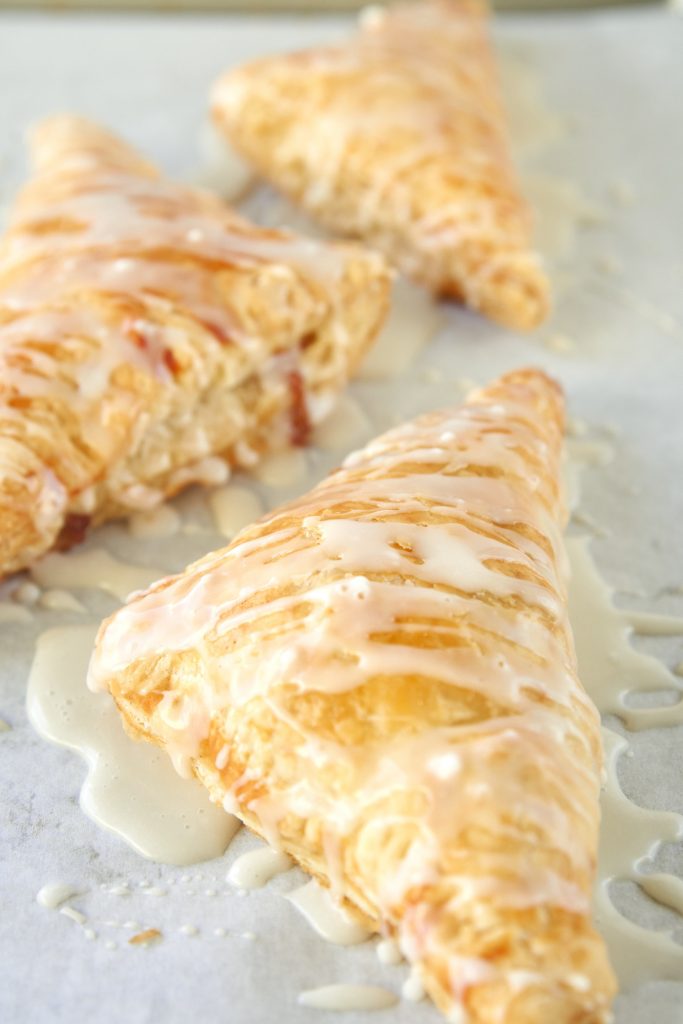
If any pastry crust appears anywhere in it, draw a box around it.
[0,115,390,576]
[211,0,549,331]
[90,368,615,1024]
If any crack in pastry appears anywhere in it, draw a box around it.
[211,0,550,331]
[0,115,390,577]
[90,368,615,1023]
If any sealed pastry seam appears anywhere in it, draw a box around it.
[0,114,390,577]
[211,0,550,331]
[90,368,616,1023]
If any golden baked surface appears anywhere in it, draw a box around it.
[212,0,550,331]
[91,368,615,1024]
[0,115,390,576]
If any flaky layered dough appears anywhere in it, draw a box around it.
[211,0,550,331]
[91,368,615,1023]
[0,115,390,576]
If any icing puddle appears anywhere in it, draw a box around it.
[30,549,164,603]
[27,623,239,865]
[568,542,683,986]
[356,276,446,381]
[569,536,683,732]
[227,847,292,890]
[596,730,683,987]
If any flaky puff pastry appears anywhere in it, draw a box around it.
[90,368,615,1024]
[0,115,390,576]
[211,0,550,331]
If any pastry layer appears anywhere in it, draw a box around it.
[91,367,615,1024]
[212,0,549,331]
[0,115,390,576]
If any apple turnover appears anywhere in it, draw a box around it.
[211,0,550,331]
[90,368,615,1024]
[0,115,390,576]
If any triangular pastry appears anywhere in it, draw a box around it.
[90,368,615,1023]
[0,115,390,576]
[211,0,549,331]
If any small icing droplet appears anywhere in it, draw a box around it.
[60,906,87,925]
[376,938,403,965]
[13,581,41,606]
[313,396,371,454]
[286,881,371,946]
[254,448,308,489]
[210,484,263,539]
[37,883,81,909]
[227,846,293,890]
[128,505,181,540]
[401,970,425,1002]
[448,1005,469,1024]
[543,332,575,354]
